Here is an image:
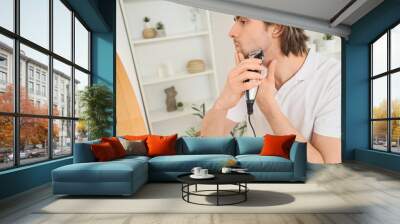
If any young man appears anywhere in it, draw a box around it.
[200,16,341,164]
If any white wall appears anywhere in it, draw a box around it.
[116,0,149,131]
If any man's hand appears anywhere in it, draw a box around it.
[256,60,277,105]
[214,51,264,111]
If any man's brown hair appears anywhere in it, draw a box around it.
[264,22,309,56]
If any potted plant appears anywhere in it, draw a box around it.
[79,84,113,140]
[176,101,184,111]
[156,21,166,37]
[142,17,157,39]
[315,33,336,53]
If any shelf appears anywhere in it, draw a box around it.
[148,98,215,123]
[132,30,209,45]
[141,70,213,86]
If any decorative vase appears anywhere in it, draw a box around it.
[142,28,157,39]
[164,86,177,112]
[186,59,205,73]
[156,29,166,37]
[315,39,336,53]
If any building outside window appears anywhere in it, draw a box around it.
[0,0,91,170]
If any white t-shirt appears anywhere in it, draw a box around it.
[226,49,341,141]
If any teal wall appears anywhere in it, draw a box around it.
[0,0,116,200]
[344,0,400,171]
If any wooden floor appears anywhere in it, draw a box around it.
[1,162,400,224]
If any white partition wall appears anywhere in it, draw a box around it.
[120,0,220,136]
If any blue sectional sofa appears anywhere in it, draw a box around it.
[52,137,307,196]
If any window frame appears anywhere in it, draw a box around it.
[0,0,92,171]
[370,20,400,154]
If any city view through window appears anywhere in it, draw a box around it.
[0,0,91,170]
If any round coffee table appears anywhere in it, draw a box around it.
[177,172,255,206]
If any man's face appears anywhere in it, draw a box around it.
[229,16,277,60]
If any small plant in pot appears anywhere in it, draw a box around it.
[315,33,336,52]
[176,101,184,111]
[142,17,157,39]
[156,21,166,37]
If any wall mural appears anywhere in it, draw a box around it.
[117,0,342,164]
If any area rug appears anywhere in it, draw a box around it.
[36,183,362,214]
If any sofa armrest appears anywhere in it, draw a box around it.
[289,142,307,181]
[73,140,100,163]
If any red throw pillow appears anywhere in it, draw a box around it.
[101,137,126,158]
[259,134,296,159]
[146,134,178,157]
[91,142,117,161]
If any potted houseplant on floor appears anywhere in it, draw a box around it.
[79,84,113,140]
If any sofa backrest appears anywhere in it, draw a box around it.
[73,139,100,163]
[177,137,236,155]
[235,137,264,155]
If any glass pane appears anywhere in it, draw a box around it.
[20,0,49,49]
[392,72,400,118]
[372,121,388,151]
[20,117,49,165]
[0,116,14,170]
[372,77,387,119]
[391,24,400,70]
[75,120,88,143]
[391,120,400,153]
[53,119,72,158]
[0,34,14,112]
[74,69,89,118]
[74,18,89,70]
[20,44,49,115]
[53,59,72,117]
[0,0,14,31]
[372,33,387,76]
[53,0,72,60]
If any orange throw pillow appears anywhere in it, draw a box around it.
[91,142,117,161]
[259,134,296,159]
[146,134,178,157]
[124,135,149,141]
[101,137,126,158]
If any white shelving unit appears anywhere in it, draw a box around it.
[120,0,220,135]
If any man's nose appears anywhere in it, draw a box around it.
[229,24,238,38]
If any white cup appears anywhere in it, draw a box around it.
[191,167,202,176]
[221,167,232,174]
[200,169,208,176]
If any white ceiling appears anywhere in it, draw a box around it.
[167,0,384,38]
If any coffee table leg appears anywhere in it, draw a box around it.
[245,183,247,201]
[217,184,219,206]
[195,184,197,192]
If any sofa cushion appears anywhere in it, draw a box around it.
[260,134,296,159]
[235,137,263,155]
[147,134,178,157]
[91,142,118,161]
[148,154,235,172]
[101,137,127,158]
[52,158,147,183]
[236,155,293,172]
[177,137,236,155]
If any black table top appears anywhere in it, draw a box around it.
[177,172,255,185]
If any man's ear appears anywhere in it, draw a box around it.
[271,24,284,38]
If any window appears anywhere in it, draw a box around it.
[0,0,14,32]
[370,23,400,154]
[28,81,34,94]
[0,0,91,170]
